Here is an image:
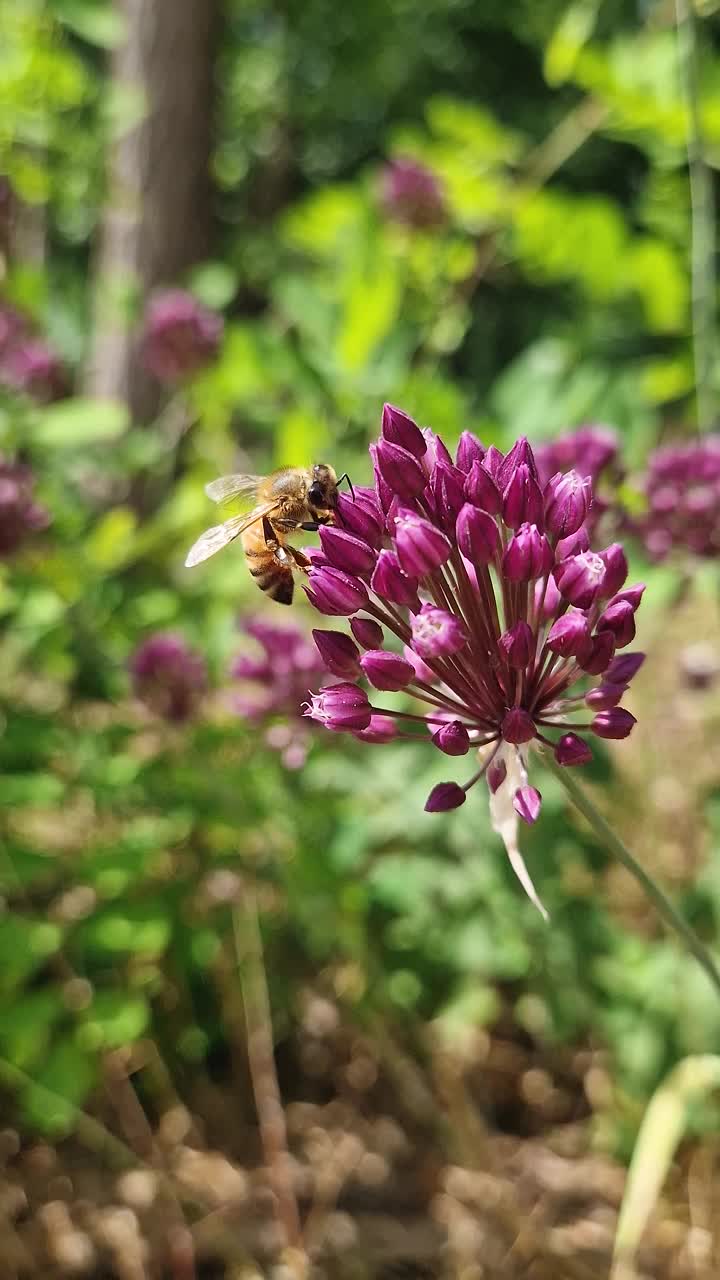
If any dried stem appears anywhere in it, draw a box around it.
[232,882,305,1266]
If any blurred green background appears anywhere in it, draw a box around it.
[2,1,720,1275]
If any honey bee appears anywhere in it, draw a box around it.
[185,464,349,604]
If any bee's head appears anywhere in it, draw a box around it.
[307,463,338,513]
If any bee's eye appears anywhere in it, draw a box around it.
[308,482,325,506]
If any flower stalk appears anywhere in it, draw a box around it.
[545,752,720,1000]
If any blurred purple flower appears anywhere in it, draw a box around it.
[0,339,67,403]
[379,157,446,229]
[131,632,207,722]
[535,424,621,537]
[141,289,223,384]
[303,405,642,915]
[230,617,325,768]
[0,458,49,554]
[638,436,720,560]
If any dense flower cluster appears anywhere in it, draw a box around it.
[0,302,66,403]
[303,405,643,911]
[130,632,207,722]
[141,290,223,384]
[379,157,446,229]
[638,436,720,560]
[0,457,49,554]
[230,617,329,769]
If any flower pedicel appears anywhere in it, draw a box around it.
[304,404,644,915]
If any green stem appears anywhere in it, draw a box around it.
[676,0,716,433]
[545,754,720,1000]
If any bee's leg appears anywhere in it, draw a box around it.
[286,544,312,573]
[300,521,319,532]
[262,516,281,551]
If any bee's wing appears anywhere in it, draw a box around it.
[184,502,279,567]
[205,474,262,506]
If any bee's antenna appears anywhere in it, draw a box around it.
[337,472,355,500]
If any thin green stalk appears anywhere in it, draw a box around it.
[676,0,716,432]
[545,753,720,1000]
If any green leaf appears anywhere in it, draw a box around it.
[77,992,150,1052]
[32,398,129,448]
[189,261,237,310]
[53,1,127,48]
[21,1038,97,1136]
[0,917,63,997]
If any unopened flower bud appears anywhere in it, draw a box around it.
[499,621,533,669]
[428,462,466,530]
[546,611,591,658]
[393,510,451,576]
[312,629,361,678]
[351,617,384,649]
[544,470,592,539]
[456,503,499,565]
[319,525,376,576]
[375,439,427,500]
[497,437,538,489]
[592,707,636,739]
[424,782,466,812]
[555,733,592,766]
[598,543,628,597]
[596,599,636,648]
[381,403,427,458]
[503,523,553,581]
[353,714,398,743]
[370,550,420,608]
[585,682,626,710]
[513,785,542,824]
[464,459,502,514]
[605,652,645,685]
[554,550,606,609]
[305,566,368,615]
[503,463,544,529]
[431,720,470,756]
[501,708,536,744]
[579,630,616,675]
[360,649,415,691]
[455,431,485,473]
[336,491,384,547]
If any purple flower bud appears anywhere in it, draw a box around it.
[380,157,446,229]
[513,785,542,824]
[336,491,384,547]
[585,682,626,710]
[370,444,396,514]
[456,503,500,565]
[496,437,538,490]
[557,527,590,559]
[487,759,507,794]
[370,549,420,609]
[393,509,451,576]
[318,525,376,576]
[422,428,453,470]
[353,714,398,744]
[360,648,415,691]
[546,611,591,659]
[455,431,485,473]
[312,629,361,678]
[464,460,502,515]
[375,439,427,501]
[555,733,593,766]
[403,644,435,682]
[614,583,645,611]
[381,403,427,459]
[605,652,645,684]
[428,462,466,530]
[304,565,368,615]
[431,720,471,756]
[351,617,384,649]
[425,782,466,812]
[553,551,606,609]
[536,573,561,620]
[503,523,554,582]
[411,603,468,659]
[141,289,222,383]
[596,599,636,648]
[544,470,593,539]
[131,632,207,722]
[501,708,536,744]
[579,630,616,676]
[502,463,544,529]
[499,621,534,669]
[483,445,504,480]
[598,543,628,597]
[305,682,372,731]
[591,707,637,740]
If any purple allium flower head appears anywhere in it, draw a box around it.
[0,338,66,403]
[231,616,325,767]
[638,436,720,559]
[379,157,446,229]
[0,459,50,554]
[536,424,620,537]
[141,289,222,384]
[303,406,640,914]
[131,632,207,722]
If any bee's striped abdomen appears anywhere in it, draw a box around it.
[241,525,294,605]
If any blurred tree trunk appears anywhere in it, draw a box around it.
[85,0,217,423]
